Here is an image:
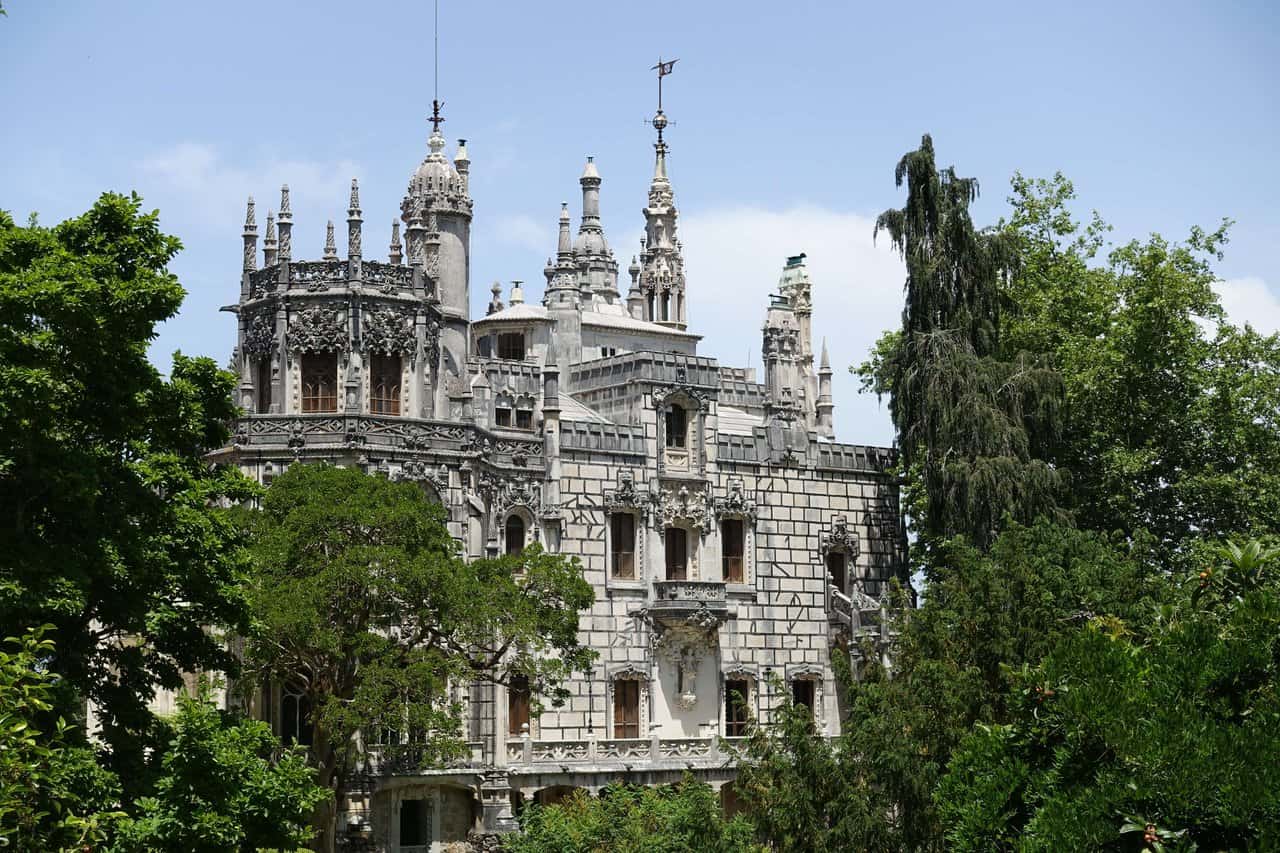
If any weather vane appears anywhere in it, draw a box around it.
[648,57,678,143]
[430,99,445,133]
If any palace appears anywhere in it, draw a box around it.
[214,91,905,850]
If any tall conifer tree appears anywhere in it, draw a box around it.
[875,135,1064,553]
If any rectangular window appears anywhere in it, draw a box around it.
[791,679,815,715]
[255,359,272,413]
[508,675,530,736]
[497,332,526,361]
[665,527,688,580]
[515,408,533,430]
[725,679,750,737]
[477,335,492,357]
[300,353,337,413]
[611,514,636,579]
[665,405,687,448]
[369,353,401,415]
[722,519,744,583]
[826,551,847,593]
[613,680,640,739]
[495,407,512,428]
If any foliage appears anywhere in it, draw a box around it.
[0,627,121,852]
[871,135,1065,552]
[507,775,760,853]
[936,540,1280,851]
[0,195,257,773]
[736,521,1160,849]
[113,681,327,853]
[242,463,596,849]
[1001,174,1280,550]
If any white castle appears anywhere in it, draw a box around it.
[217,90,904,850]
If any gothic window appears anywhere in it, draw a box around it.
[665,404,688,448]
[661,293,670,322]
[647,293,656,321]
[791,678,816,718]
[665,527,689,580]
[300,353,337,413]
[508,674,531,736]
[495,406,513,428]
[369,353,401,415]
[725,678,751,737]
[611,514,636,579]
[505,515,526,557]
[722,518,745,583]
[280,682,312,746]
[515,406,534,430]
[255,358,272,413]
[826,550,847,594]
[497,332,526,361]
[613,679,641,739]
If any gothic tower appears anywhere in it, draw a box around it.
[638,110,687,329]
[401,114,473,415]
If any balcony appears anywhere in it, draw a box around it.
[504,734,748,770]
[650,580,728,624]
[828,584,889,644]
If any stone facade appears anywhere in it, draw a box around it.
[214,104,904,852]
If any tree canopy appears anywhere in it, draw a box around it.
[242,463,596,850]
[0,195,256,770]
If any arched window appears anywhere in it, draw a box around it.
[369,353,401,415]
[280,682,312,746]
[661,293,670,321]
[300,353,337,413]
[505,515,525,556]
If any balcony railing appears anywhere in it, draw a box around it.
[504,734,738,768]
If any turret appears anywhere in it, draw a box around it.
[638,110,687,329]
[817,338,835,439]
[572,158,620,304]
[545,203,583,367]
[778,254,817,423]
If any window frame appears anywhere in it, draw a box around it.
[504,514,526,557]
[613,679,642,739]
[724,677,752,737]
[497,331,526,361]
[664,526,689,581]
[721,518,745,583]
[610,513,637,580]
[507,674,531,736]
[368,352,402,416]
[299,352,338,413]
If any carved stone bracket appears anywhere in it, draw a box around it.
[714,477,756,522]
[604,471,646,516]
[821,515,861,560]
[495,477,542,516]
[652,482,714,534]
[287,306,347,353]
[395,459,449,495]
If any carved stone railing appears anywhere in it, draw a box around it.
[248,266,279,298]
[530,739,590,763]
[650,580,728,618]
[363,740,485,776]
[288,260,348,291]
[657,738,713,759]
[828,584,891,646]
[597,738,652,760]
[361,260,414,291]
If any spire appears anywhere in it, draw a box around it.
[347,178,363,260]
[572,158,620,302]
[277,184,292,263]
[638,62,686,329]
[389,221,403,265]
[817,337,835,439]
[263,210,278,267]
[820,338,831,371]
[557,202,572,257]
[323,220,337,261]
[242,196,258,272]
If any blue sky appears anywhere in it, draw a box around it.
[2,0,1277,447]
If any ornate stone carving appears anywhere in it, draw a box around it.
[288,306,347,353]
[604,471,646,514]
[653,482,713,533]
[655,625,716,711]
[495,477,542,515]
[362,306,416,356]
[242,313,277,357]
[821,515,861,559]
[395,459,448,494]
[651,384,708,410]
[714,477,756,521]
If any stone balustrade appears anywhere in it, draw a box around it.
[504,733,741,769]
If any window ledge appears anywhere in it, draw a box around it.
[725,584,757,600]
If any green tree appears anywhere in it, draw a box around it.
[507,775,760,853]
[1001,174,1280,549]
[0,196,256,773]
[936,541,1280,851]
[243,463,595,852]
[736,521,1161,850]
[0,627,120,852]
[872,135,1065,553]
[113,682,327,853]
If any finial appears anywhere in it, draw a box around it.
[323,220,337,261]
[244,196,256,228]
[389,221,403,265]
[510,280,525,305]
[348,178,361,213]
[263,210,278,266]
[429,99,445,133]
[820,338,831,371]
[487,280,504,315]
[279,184,291,218]
[242,196,258,273]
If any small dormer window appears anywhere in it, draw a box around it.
[497,332,525,361]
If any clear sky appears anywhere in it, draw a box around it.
[2,0,1277,447]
